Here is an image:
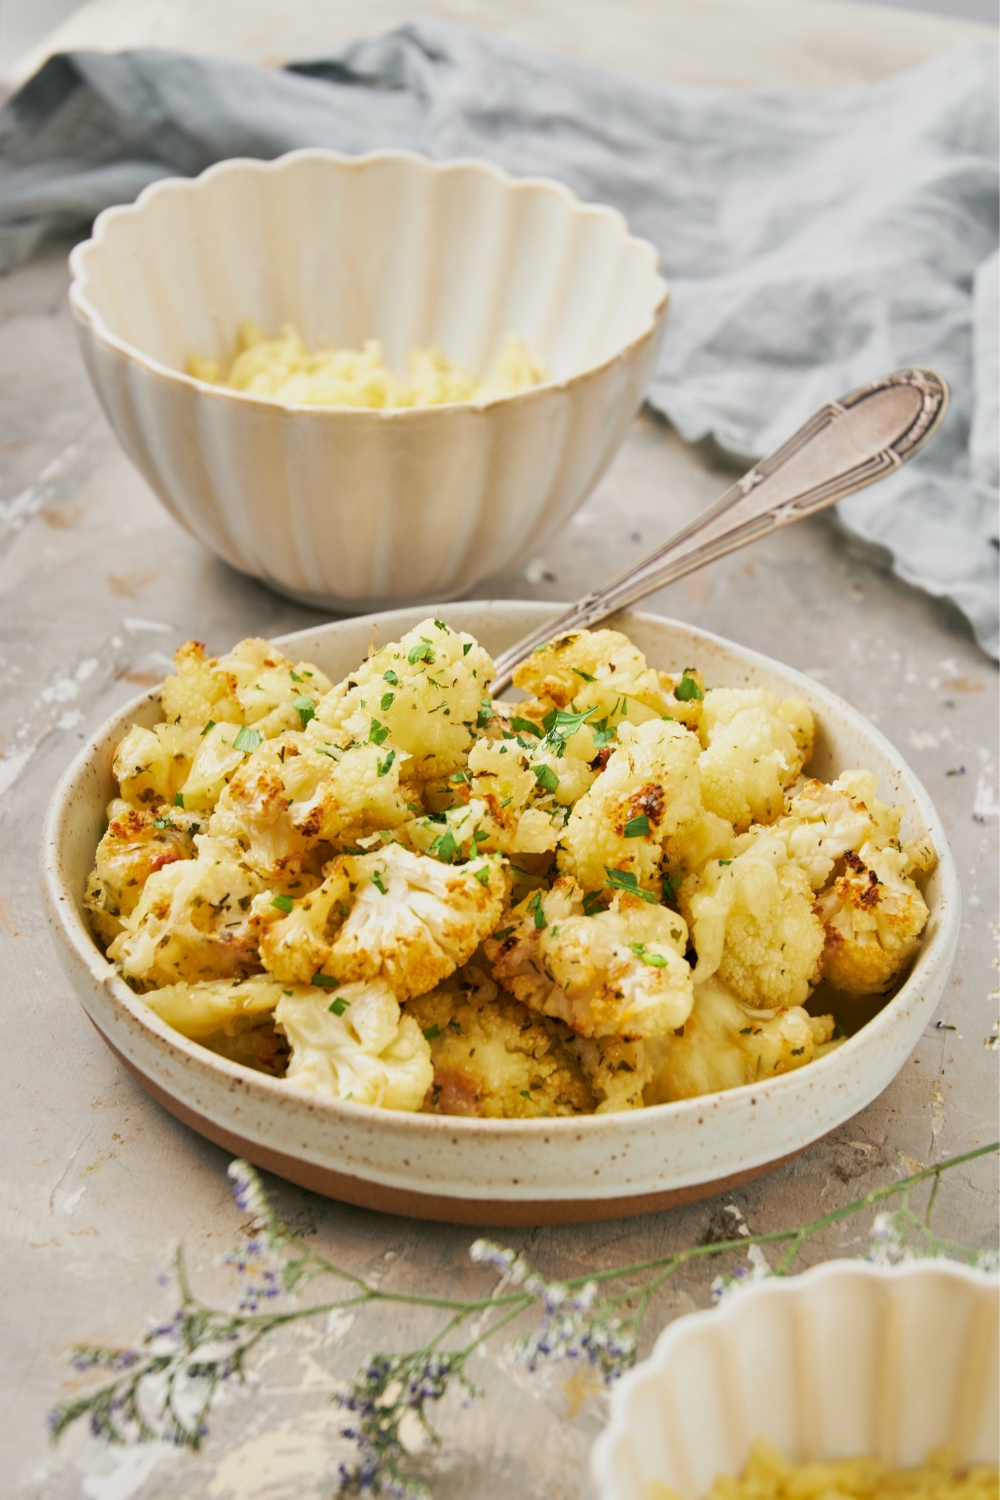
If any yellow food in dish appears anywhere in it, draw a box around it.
[186,320,548,407]
[649,1435,999,1500]
[85,622,936,1116]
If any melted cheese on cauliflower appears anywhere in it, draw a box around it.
[85,625,935,1116]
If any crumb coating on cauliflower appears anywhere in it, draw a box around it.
[317,617,494,780]
[275,980,433,1110]
[486,877,693,1040]
[83,624,936,1116]
[406,966,595,1117]
[558,718,702,897]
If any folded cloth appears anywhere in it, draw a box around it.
[1,19,996,654]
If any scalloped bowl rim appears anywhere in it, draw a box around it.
[39,604,959,1146]
[591,1258,1000,1496]
[67,147,669,417]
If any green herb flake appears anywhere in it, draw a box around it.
[674,668,704,702]
[527,891,547,930]
[449,770,470,784]
[290,670,303,683]
[383,670,398,686]
[604,866,659,904]
[472,865,491,886]
[283,989,293,996]
[200,719,216,736]
[311,973,340,989]
[432,619,448,632]
[718,858,733,866]
[532,763,559,794]
[476,697,493,729]
[187,823,201,835]
[233,725,262,754]
[462,642,472,656]
[662,873,680,903]
[153,816,169,830]
[429,828,459,864]
[292,695,316,728]
[271,894,294,913]
[572,668,597,682]
[739,1027,753,1035]
[329,996,350,1016]
[380,692,395,712]
[630,942,667,968]
[520,1090,533,1100]
[493,926,515,942]
[377,750,395,778]
[422,1025,441,1041]
[368,718,390,746]
[408,641,435,666]
[582,891,604,917]
[370,871,388,895]
[623,813,650,838]
[510,717,542,737]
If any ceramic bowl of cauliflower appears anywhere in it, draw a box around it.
[41,603,957,1225]
[68,149,667,612]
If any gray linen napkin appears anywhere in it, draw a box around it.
[1,18,996,654]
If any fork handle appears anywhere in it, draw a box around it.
[490,366,948,694]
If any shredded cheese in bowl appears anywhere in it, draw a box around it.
[186,320,548,407]
[649,1436,999,1500]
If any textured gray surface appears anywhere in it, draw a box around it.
[0,233,996,1499]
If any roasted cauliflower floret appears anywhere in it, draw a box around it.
[113,723,202,808]
[406,966,595,1118]
[679,828,824,1007]
[255,861,352,983]
[275,979,433,1110]
[697,687,814,832]
[558,717,702,897]
[644,977,837,1103]
[207,735,410,879]
[814,843,930,996]
[85,800,199,944]
[564,1034,653,1112]
[107,835,265,989]
[776,770,904,889]
[283,843,508,1000]
[143,974,290,1075]
[511,629,704,729]
[161,637,332,736]
[316,617,494,779]
[487,877,693,1039]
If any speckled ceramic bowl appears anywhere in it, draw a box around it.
[592,1259,998,1498]
[39,604,959,1225]
[67,150,667,611]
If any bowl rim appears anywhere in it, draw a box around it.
[67,146,670,418]
[590,1257,1000,1497]
[39,602,959,1143]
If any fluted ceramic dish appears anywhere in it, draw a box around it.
[39,603,959,1226]
[67,149,668,611]
[592,1259,998,1498]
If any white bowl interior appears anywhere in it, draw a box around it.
[594,1263,999,1498]
[73,151,664,386]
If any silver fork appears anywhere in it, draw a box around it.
[490,367,947,694]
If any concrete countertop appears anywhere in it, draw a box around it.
[1,4,996,1497]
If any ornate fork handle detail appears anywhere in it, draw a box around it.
[490,367,948,694]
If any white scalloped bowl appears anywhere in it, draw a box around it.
[67,149,668,611]
[592,1260,998,1498]
[39,604,960,1226]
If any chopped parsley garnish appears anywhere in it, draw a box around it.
[368,718,390,746]
[718,858,733,865]
[200,719,215,736]
[289,669,303,682]
[383,669,398,686]
[187,822,200,835]
[572,667,596,682]
[582,891,605,917]
[532,764,559,794]
[370,871,387,895]
[314,746,338,759]
[233,725,262,753]
[432,619,448,632]
[472,830,488,843]
[311,973,339,988]
[408,641,435,665]
[329,996,350,1016]
[540,704,597,756]
[591,717,616,749]
[271,894,294,913]
[623,813,650,838]
[674,668,703,702]
[604,867,658,904]
[476,697,493,729]
[422,1024,441,1040]
[493,926,514,942]
[429,828,459,863]
[520,1090,533,1100]
[739,1027,752,1035]
[376,750,395,778]
[462,642,472,655]
[449,770,470,784]
[293,695,316,727]
[510,716,542,737]
[527,891,547,930]
[380,691,395,711]
[662,872,680,902]
[629,942,667,968]
[472,865,491,886]
[172,791,185,807]
[153,816,169,829]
